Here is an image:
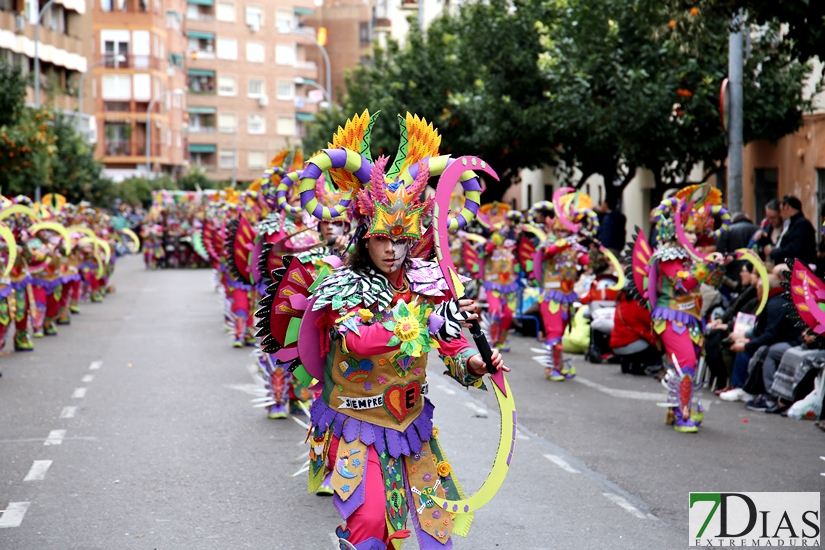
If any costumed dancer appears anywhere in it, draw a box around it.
[256,111,515,550]
[225,188,263,348]
[4,197,37,351]
[530,192,599,381]
[630,183,749,433]
[0,218,18,374]
[474,202,521,352]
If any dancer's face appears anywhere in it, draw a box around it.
[320,220,347,240]
[366,236,407,274]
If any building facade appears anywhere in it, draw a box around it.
[91,0,188,181]
[0,0,91,117]
[184,0,318,183]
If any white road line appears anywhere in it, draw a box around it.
[602,492,648,519]
[515,428,530,441]
[543,453,580,473]
[463,401,488,416]
[529,357,667,401]
[71,388,87,399]
[81,374,94,383]
[23,460,53,481]
[59,406,76,419]
[44,430,66,446]
[0,502,31,528]
[89,361,102,370]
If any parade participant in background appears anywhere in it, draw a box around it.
[629,183,761,433]
[5,196,37,351]
[256,111,513,550]
[0,217,18,374]
[530,193,599,381]
[474,202,521,352]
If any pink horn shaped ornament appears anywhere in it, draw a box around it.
[552,187,580,233]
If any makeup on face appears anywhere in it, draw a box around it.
[367,236,409,274]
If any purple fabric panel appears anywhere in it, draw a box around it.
[483,280,520,294]
[352,155,372,183]
[359,421,375,446]
[428,314,445,335]
[80,262,97,269]
[542,289,577,304]
[333,446,368,520]
[403,465,454,550]
[372,427,386,455]
[407,425,422,454]
[30,278,62,292]
[323,148,348,168]
[333,418,345,438]
[398,433,410,457]
[226,278,253,291]
[408,162,420,180]
[343,418,361,443]
[0,286,12,299]
[10,276,32,290]
[302,163,323,180]
[651,306,698,327]
[385,428,402,458]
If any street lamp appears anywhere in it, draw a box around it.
[33,0,56,203]
[76,54,126,134]
[293,76,331,106]
[290,28,332,111]
[145,88,185,175]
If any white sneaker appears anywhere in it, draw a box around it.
[738,391,754,403]
[719,388,745,402]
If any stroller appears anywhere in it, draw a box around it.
[580,274,620,364]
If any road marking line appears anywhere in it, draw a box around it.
[0,502,31,528]
[81,374,94,383]
[71,388,86,399]
[571,375,666,401]
[89,361,102,370]
[44,430,66,446]
[516,428,530,441]
[59,406,76,419]
[602,492,648,519]
[23,460,53,481]
[463,402,488,416]
[543,454,580,473]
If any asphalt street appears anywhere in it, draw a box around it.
[0,256,822,549]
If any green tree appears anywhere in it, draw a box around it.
[49,112,112,206]
[0,61,25,127]
[111,175,176,208]
[304,0,559,202]
[179,166,218,191]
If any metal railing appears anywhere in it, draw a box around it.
[104,140,132,156]
[189,126,216,133]
[101,55,163,70]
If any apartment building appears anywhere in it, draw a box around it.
[0,0,91,115]
[185,0,318,183]
[91,0,188,181]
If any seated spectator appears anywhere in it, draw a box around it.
[720,274,803,408]
[716,211,758,297]
[610,289,660,375]
[705,263,759,392]
[767,330,825,414]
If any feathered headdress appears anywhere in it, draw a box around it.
[295,110,484,240]
[653,182,729,244]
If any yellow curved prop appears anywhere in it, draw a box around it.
[28,222,72,255]
[521,225,547,242]
[68,225,97,240]
[0,205,39,222]
[97,239,112,263]
[600,246,626,291]
[77,236,106,279]
[430,373,516,516]
[736,248,769,315]
[120,228,140,253]
[0,223,17,277]
[460,232,487,244]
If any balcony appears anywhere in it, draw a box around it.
[189,126,216,133]
[105,140,132,156]
[101,55,164,70]
[104,102,131,112]
[188,72,216,94]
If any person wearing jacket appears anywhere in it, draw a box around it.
[769,195,816,267]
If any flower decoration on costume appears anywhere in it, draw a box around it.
[436,460,452,477]
[383,300,438,357]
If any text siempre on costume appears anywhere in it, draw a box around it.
[689,492,820,547]
[337,383,428,410]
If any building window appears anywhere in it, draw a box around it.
[275,44,294,66]
[216,2,234,21]
[217,38,237,60]
[101,74,131,100]
[218,113,237,132]
[248,114,265,134]
[276,80,293,100]
[246,41,264,62]
[103,40,129,67]
[359,22,370,44]
[275,8,292,32]
[219,150,235,168]
[276,116,294,136]
[248,78,264,97]
[753,168,778,223]
[248,150,265,169]
[245,5,262,28]
[217,76,237,96]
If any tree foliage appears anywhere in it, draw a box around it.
[304,0,819,203]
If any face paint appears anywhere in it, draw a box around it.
[367,236,408,275]
[320,220,347,240]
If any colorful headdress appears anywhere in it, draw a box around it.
[259,149,295,211]
[653,183,730,245]
[477,201,511,232]
[296,110,483,240]
[552,187,599,237]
